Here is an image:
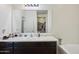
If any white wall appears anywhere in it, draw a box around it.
[48,9,53,33]
[52,5,79,44]
[0,4,12,35]
[12,9,22,33]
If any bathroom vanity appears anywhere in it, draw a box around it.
[0,36,57,54]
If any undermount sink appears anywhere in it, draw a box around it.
[7,36,30,40]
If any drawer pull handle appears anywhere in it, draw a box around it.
[0,50,10,53]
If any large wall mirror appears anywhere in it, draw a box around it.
[12,9,48,33]
[0,4,53,35]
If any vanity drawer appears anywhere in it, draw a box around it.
[0,42,13,54]
[14,47,56,54]
[0,42,13,48]
[0,47,13,54]
[14,42,56,47]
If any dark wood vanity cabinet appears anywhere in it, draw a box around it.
[0,42,57,54]
[0,42,13,54]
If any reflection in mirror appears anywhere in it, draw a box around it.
[37,10,47,33]
[21,16,24,33]
[21,10,37,33]
[20,10,48,33]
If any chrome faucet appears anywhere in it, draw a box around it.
[38,33,40,37]
[2,29,5,34]
[30,34,33,37]
[58,38,62,45]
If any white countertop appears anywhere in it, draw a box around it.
[0,36,58,42]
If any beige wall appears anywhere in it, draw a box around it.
[52,5,79,44]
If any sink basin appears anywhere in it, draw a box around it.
[8,36,30,40]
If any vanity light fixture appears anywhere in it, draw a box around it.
[24,4,39,7]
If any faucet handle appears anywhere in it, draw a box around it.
[30,34,33,37]
[2,29,5,34]
[38,33,40,37]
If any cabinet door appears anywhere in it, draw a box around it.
[0,42,13,54]
[14,42,56,54]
